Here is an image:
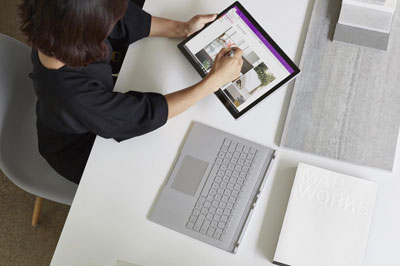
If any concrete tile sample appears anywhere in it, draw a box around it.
[281,0,400,171]
[333,23,390,50]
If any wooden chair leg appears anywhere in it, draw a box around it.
[32,196,43,226]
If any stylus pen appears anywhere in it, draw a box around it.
[227,49,235,57]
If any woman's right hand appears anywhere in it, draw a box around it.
[206,47,244,91]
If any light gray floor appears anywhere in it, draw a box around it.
[281,0,400,171]
[0,1,69,265]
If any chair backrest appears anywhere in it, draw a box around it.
[0,33,77,204]
[0,33,36,178]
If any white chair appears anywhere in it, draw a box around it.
[0,33,78,226]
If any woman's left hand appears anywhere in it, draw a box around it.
[183,14,217,37]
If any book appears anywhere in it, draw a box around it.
[273,163,379,266]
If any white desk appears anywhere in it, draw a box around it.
[50,0,400,265]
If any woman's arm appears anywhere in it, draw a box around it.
[166,47,244,119]
[150,14,217,38]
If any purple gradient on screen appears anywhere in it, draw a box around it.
[233,6,295,74]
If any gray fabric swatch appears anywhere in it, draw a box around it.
[281,0,400,171]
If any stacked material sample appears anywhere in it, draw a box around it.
[333,0,398,50]
[281,0,400,171]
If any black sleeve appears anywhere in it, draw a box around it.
[108,1,152,45]
[63,79,168,142]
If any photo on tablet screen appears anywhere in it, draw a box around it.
[180,2,299,116]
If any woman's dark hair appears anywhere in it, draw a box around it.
[19,0,128,67]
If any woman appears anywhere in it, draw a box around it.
[19,0,243,184]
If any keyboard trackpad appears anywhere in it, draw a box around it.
[171,155,209,197]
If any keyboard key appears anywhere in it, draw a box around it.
[229,196,236,203]
[219,202,226,209]
[223,209,231,216]
[239,171,246,178]
[194,214,205,231]
[222,176,229,183]
[226,202,233,209]
[237,159,244,165]
[231,190,239,197]
[217,188,224,194]
[213,229,222,240]
[195,203,203,209]
[242,166,249,173]
[220,182,228,189]
[189,215,197,222]
[206,213,213,220]
[220,165,227,171]
[187,222,194,229]
[229,177,236,184]
[186,222,194,229]
[225,152,232,159]
[207,195,214,201]
[217,170,224,177]
[227,183,234,190]
[247,154,254,160]
[234,184,242,190]
[221,195,229,202]
[236,143,243,152]
[223,158,230,164]
[215,158,222,165]
[221,215,228,222]
[212,201,219,207]
[244,160,252,167]
[204,201,211,208]
[223,139,231,147]
[250,147,256,154]
[207,227,215,237]
[228,142,237,152]
[209,207,216,214]
[214,194,221,201]
[221,146,228,153]
[234,165,242,171]
[216,208,223,215]
[218,152,225,158]
[218,222,225,229]
[243,146,250,153]
[201,207,208,215]
[240,153,247,160]
[232,171,239,178]
[212,183,219,189]
[209,188,217,195]
[226,169,233,176]
[198,197,205,203]
[230,158,238,164]
[213,214,221,221]
[233,152,240,158]
[215,176,222,183]
[224,190,231,196]
[200,219,210,234]
[211,220,218,228]
[193,209,200,216]
[228,164,235,170]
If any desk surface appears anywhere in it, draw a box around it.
[50,0,400,265]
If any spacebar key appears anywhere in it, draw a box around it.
[200,164,219,197]
[193,214,205,231]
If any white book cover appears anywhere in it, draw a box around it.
[273,163,378,266]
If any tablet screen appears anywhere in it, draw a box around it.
[181,4,298,114]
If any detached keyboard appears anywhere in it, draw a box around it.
[186,138,258,241]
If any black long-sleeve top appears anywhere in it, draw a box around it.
[30,2,168,184]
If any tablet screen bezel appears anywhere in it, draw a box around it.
[178,1,300,119]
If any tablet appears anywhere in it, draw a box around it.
[178,1,300,119]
